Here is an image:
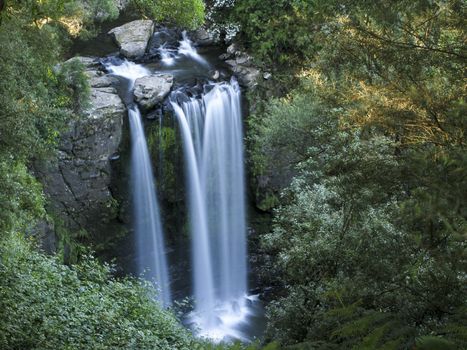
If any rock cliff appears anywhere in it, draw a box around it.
[34,57,126,247]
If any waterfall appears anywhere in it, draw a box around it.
[129,107,171,307]
[104,59,149,83]
[171,79,248,339]
[106,60,172,307]
[171,100,217,326]
[102,34,260,340]
[158,31,209,67]
[178,31,209,67]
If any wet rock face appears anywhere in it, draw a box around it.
[148,28,181,54]
[220,44,263,88]
[189,28,215,46]
[34,57,126,240]
[108,20,154,58]
[115,0,130,11]
[133,74,174,111]
[227,63,261,88]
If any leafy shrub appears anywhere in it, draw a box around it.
[0,160,46,238]
[254,89,467,349]
[57,58,91,114]
[0,234,197,350]
[245,1,467,347]
[131,0,205,29]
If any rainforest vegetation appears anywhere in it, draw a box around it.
[0,0,465,349]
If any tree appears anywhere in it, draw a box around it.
[254,87,467,348]
[131,0,206,29]
[247,3,467,339]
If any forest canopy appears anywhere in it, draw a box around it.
[239,0,466,348]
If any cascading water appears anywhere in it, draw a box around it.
[129,107,171,307]
[97,30,263,341]
[171,79,249,341]
[171,99,216,326]
[104,59,149,85]
[106,60,171,307]
[158,31,209,67]
[178,31,209,67]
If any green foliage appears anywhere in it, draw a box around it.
[76,0,120,39]
[1,0,76,24]
[51,213,89,264]
[245,1,466,348]
[257,193,280,212]
[256,93,466,349]
[254,84,466,349]
[131,0,205,29]
[57,58,92,114]
[82,0,119,23]
[228,0,466,74]
[0,160,46,237]
[0,234,277,349]
[415,336,457,350]
[230,0,316,65]
[0,18,70,160]
[0,234,198,349]
[1,0,119,37]
[0,1,97,246]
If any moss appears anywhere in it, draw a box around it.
[160,127,177,152]
[49,213,88,264]
[102,197,120,223]
[257,192,280,212]
[146,120,184,203]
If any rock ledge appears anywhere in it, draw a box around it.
[109,20,154,58]
[133,74,174,111]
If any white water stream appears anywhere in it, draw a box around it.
[159,31,209,67]
[171,79,250,341]
[106,60,172,307]
[104,32,258,341]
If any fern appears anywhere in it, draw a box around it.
[415,336,457,350]
[378,339,403,350]
[332,310,389,339]
[355,320,392,350]
[324,300,362,320]
[439,306,467,348]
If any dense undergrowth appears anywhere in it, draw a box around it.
[0,234,195,349]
